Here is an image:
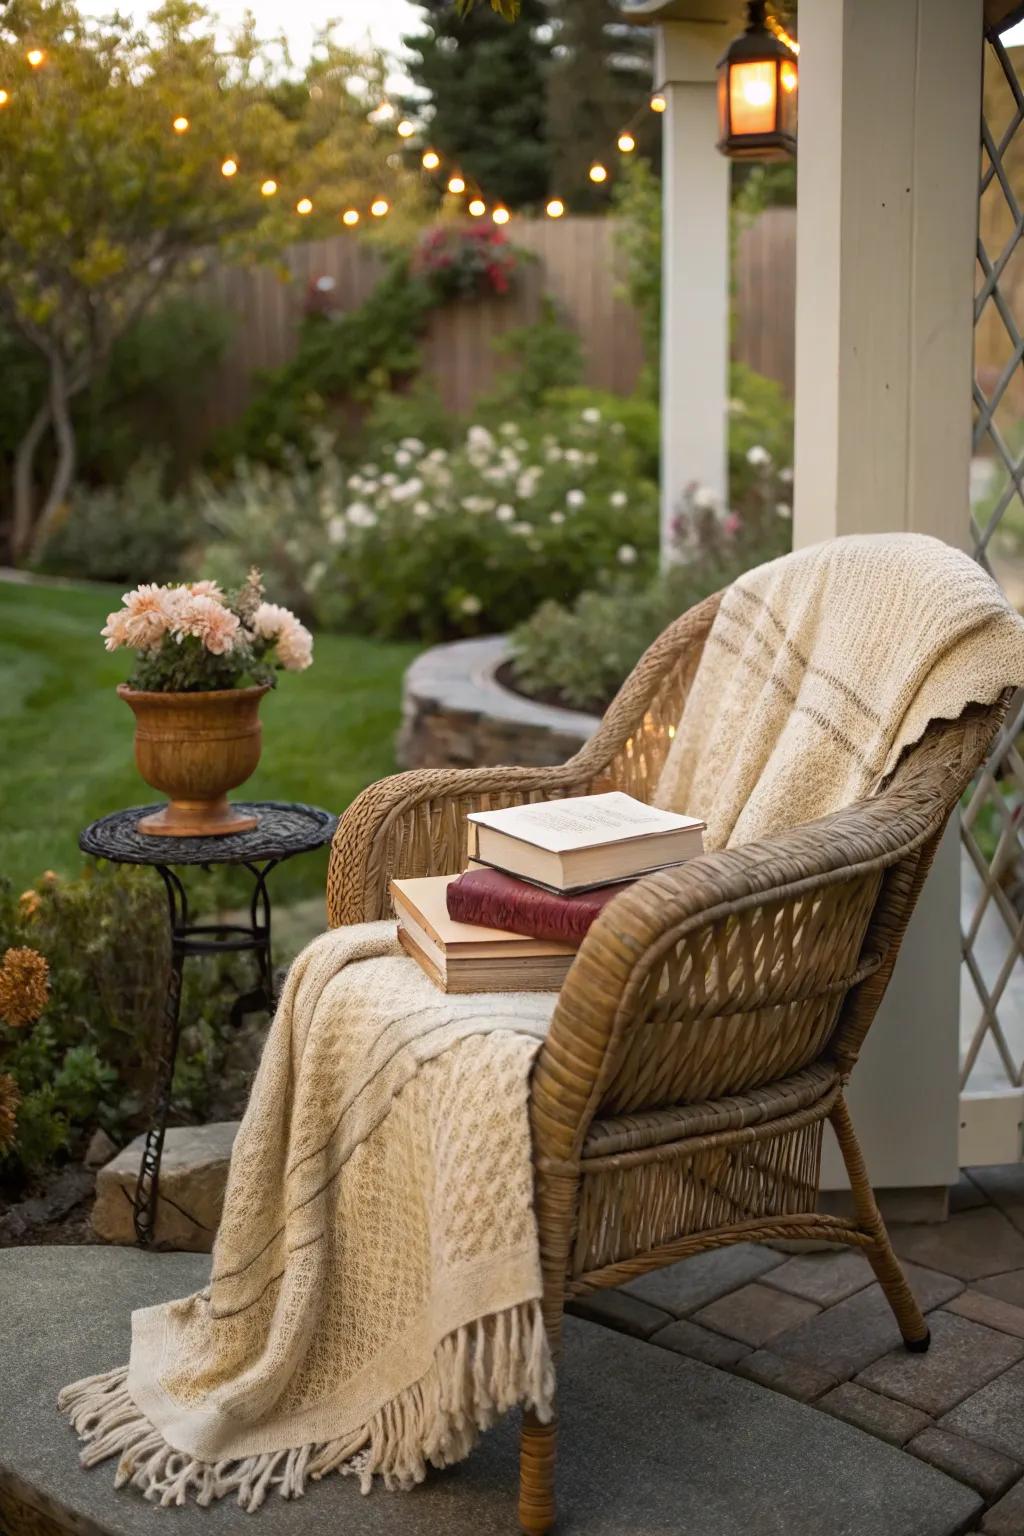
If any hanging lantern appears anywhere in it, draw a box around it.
[716,1,797,162]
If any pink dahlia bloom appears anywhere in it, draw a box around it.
[103,584,174,651]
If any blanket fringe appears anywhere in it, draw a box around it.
[58,1298,555,1512]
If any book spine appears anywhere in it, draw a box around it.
[446,881,598,946]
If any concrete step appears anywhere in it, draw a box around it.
[0,1246,982,1536]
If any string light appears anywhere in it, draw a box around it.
[766,15,800,54]
[617,131,636,153]
[588,162,608,184]
[447,173,466,194]
[26,48,45,68]
[421,149,440,170]
[545,197,565,219]
[0,90,9,107]
[397,119,415,137]
[220,158,238,177]
[370,197,389,217]
[296,196,313,215]
[172,115,190,134]
[650,93,666,112]
[260,178,278,196]
[468,198,486,217]
[492,205,510,225]
[342,208,360,225]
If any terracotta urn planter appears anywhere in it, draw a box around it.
[117,684,271,836]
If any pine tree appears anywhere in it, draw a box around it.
[546,0,655,212]
[403,0,552,210]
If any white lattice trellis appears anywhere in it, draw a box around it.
[961,27,1024,1116]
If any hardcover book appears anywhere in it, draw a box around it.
[446,867,628,946]
[390,875,575,994]
[466,791,704,893]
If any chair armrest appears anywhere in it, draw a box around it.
[530,774,955,1167]
[326,591,723,925]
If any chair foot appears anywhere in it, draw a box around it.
[905,1327,931,1354]
[519,1410,556,1536]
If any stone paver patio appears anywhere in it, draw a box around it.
[7,1166,1024,1533]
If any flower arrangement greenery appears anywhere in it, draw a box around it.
[101,571,313,692]
[411,225,520,301]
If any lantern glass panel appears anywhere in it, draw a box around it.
[729,58,777,137]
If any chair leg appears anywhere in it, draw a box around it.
[830,1092,931,1353]
[519,1408,557,1535]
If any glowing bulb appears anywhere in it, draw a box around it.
[545,197,565,219]
[0,90,10,107]
[617,132,636,153]
[342,208,360,226]
[397,118,415,137]
[588,162,608,184]
[26,48,45,68]
[370,198,389,217]
[468,198,486,217]
[260,179,278,196]
[296,197,313,215]
[492,205,510,225]
[780,60,798,93]
[447,174,465,194]
[650,93,666,112]
[741,75,773,107]
[421,149,440,170]
[172,115,190,134]
[220,158,238,178]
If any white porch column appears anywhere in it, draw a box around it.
[656,23,731,563]
[793,0,985,1197]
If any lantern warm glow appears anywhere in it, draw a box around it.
[716,1,797,162]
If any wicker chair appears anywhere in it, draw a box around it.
[327,589,1009,1536]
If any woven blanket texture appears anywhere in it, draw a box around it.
[655,533,1024,848]
[60,922,556,1510]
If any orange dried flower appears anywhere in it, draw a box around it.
[0,1073,19,1154]
[0,946,50,1028]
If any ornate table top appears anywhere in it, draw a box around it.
[79,801,336,867]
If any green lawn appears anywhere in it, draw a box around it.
[0,577,420,907]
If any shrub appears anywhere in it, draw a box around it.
[0,865,254,1184]
[477,299,583,415]
[37,457,198,585]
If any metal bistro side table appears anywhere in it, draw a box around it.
[79,800,336,1246]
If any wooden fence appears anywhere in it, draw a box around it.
[192,211,799,437]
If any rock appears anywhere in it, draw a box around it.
[91,1121,238,1252]
[84,1127,118,1169]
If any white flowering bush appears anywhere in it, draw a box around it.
[194,414,658,641]
[319,414,658,639]
[101,571,313,692]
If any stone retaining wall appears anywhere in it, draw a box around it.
[397,636,600,771]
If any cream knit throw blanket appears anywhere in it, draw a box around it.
[655,534,1024,848]
[60,923,557,1510]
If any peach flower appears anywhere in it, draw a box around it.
[173,594,241,656]
[101,584,173,651]
[250,602,294,640]
[276,619,314,672]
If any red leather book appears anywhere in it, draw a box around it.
[445,867,629,947]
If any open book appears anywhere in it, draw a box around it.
[466,791,704,893]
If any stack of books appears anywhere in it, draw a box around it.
[391,792,705,994]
